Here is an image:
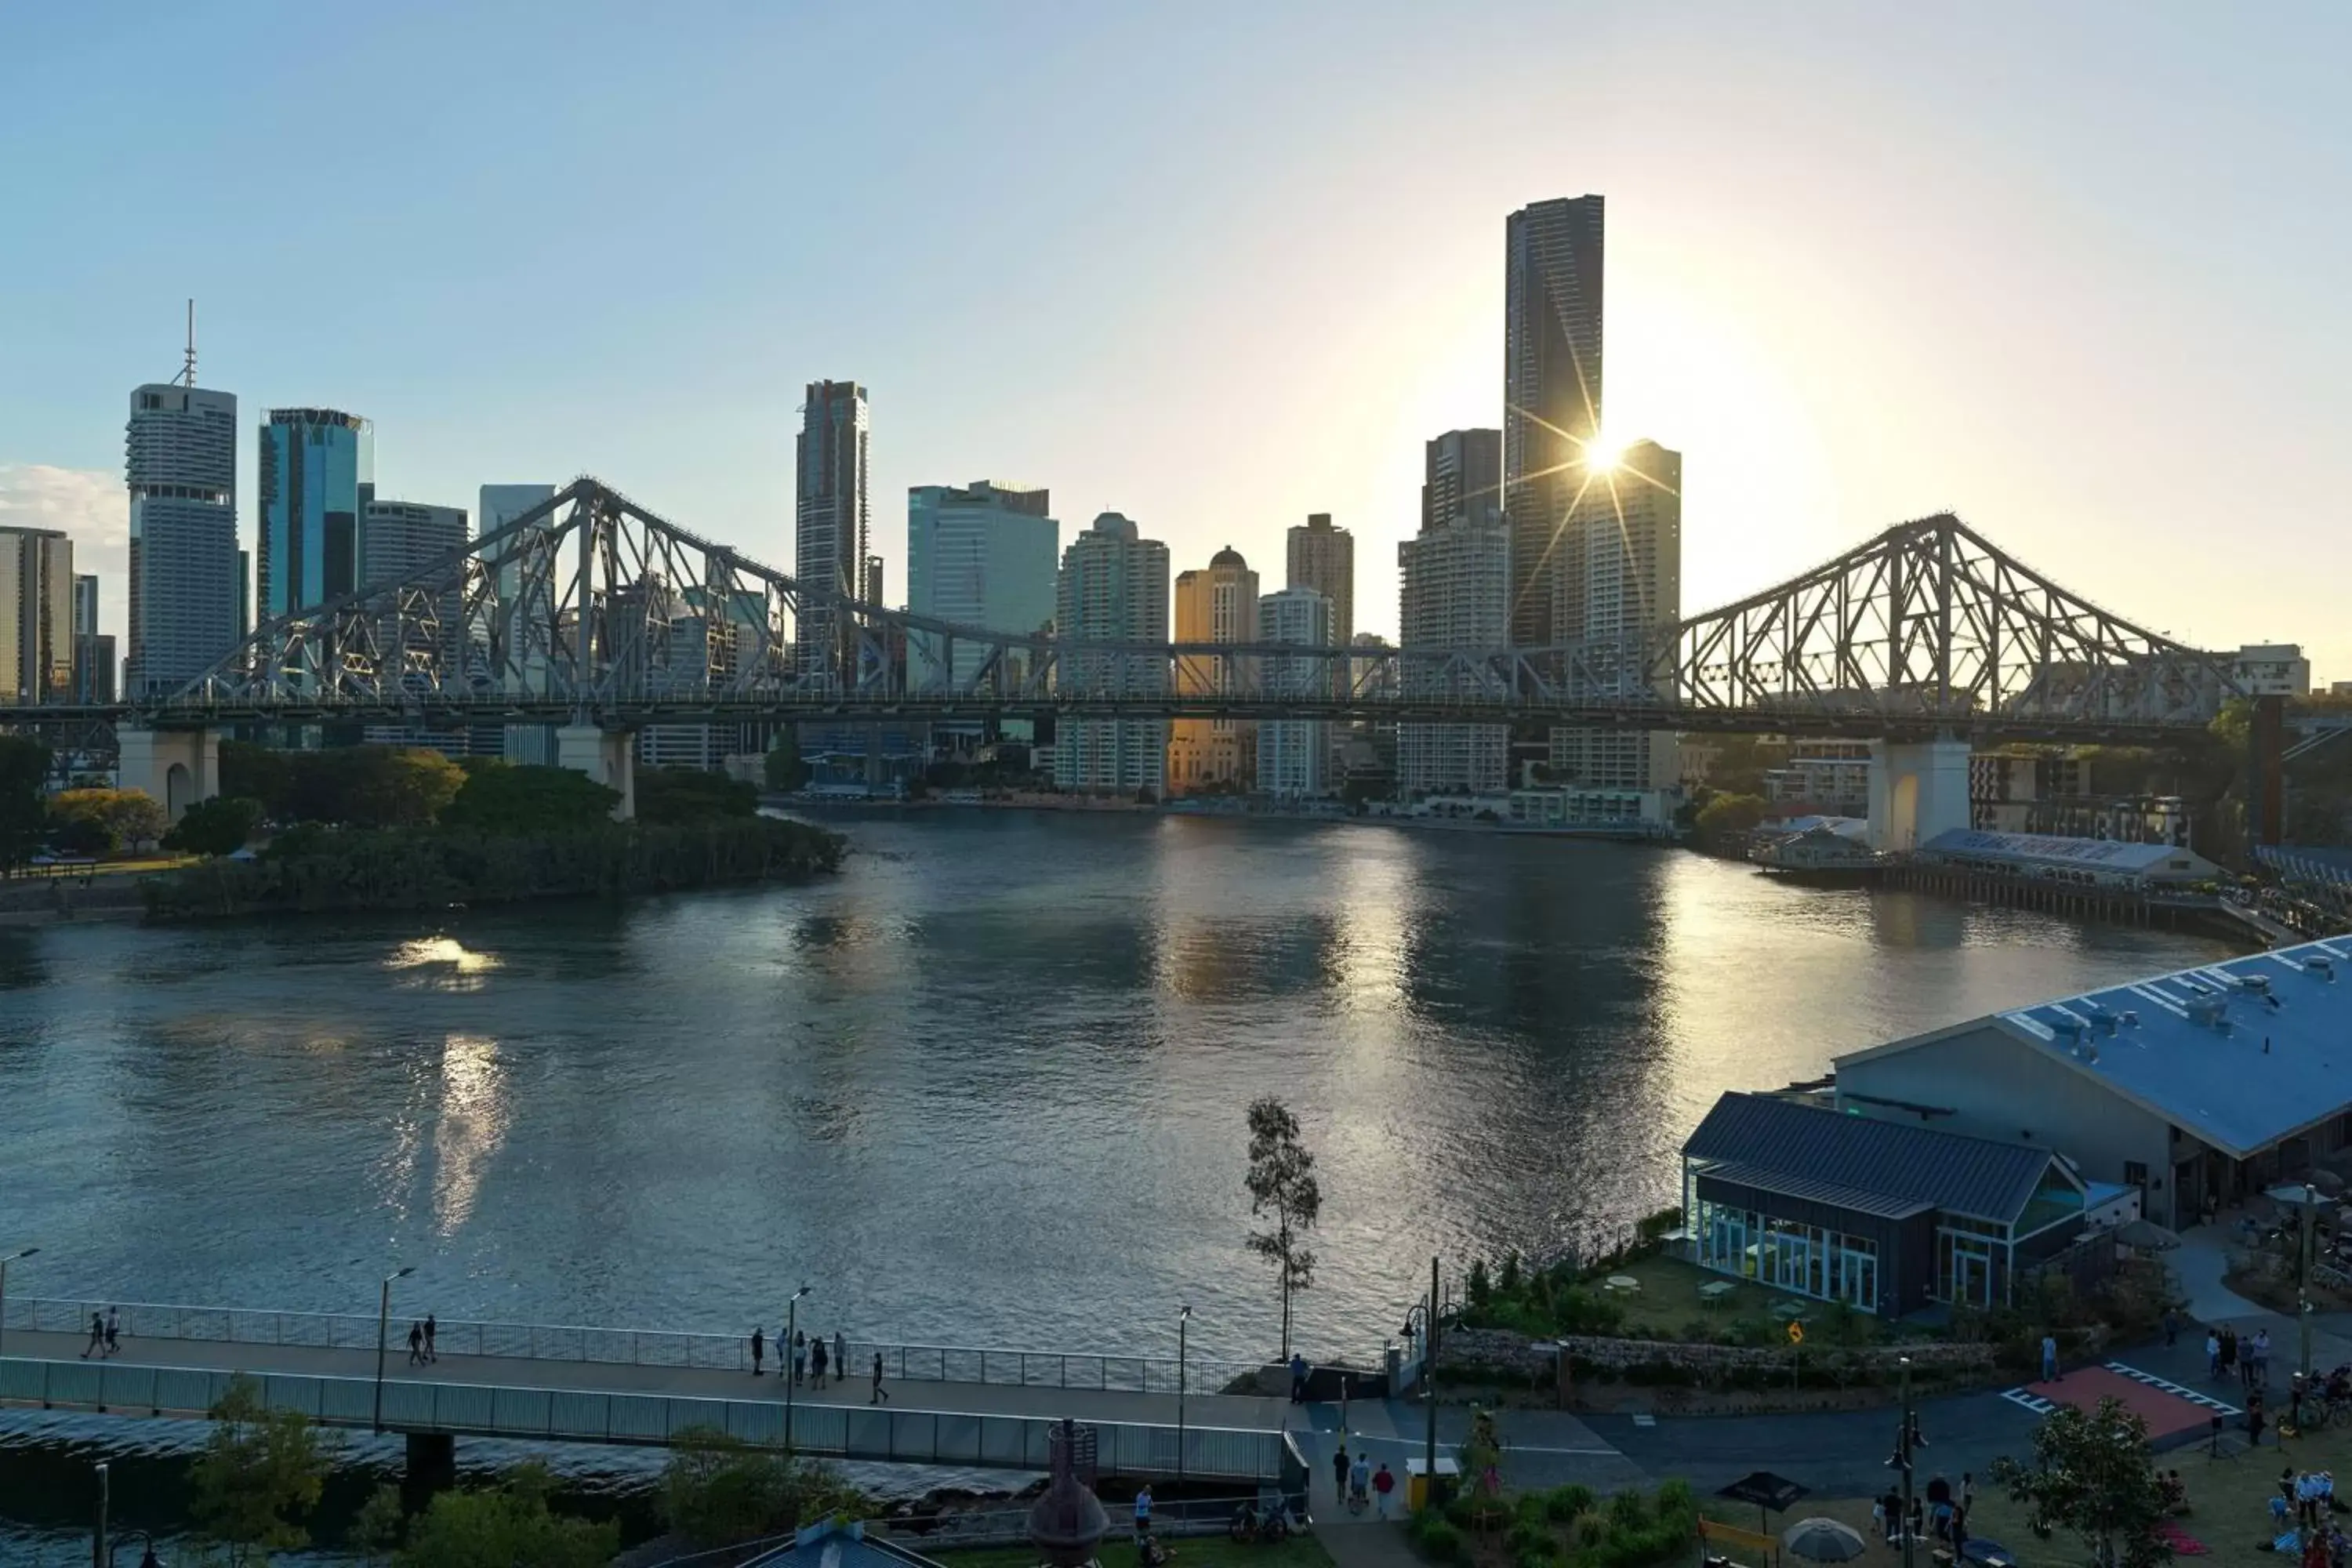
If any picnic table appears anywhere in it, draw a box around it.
[1604,1274,1642,1294]
[1699,1280,1738,1308]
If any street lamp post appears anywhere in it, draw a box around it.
[784,1284,811,1455]
[1176,1305,1191,1489]
[0,1247,39,1360]
[1899,1356,1915,1568]
[374,1266,416,1435]
[2302,1182,2319,1383]
[92,1460,108,1568]
[1425,1255,1439,1505]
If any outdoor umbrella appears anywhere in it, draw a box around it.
[1961,1539,2017,1568]
[1781,1519,1867,1563]
[2313,1170,2348,1197]
[2267,1185,2330,1208]
[2114,1218,2181,1250]
[1715,1472,1809,1536]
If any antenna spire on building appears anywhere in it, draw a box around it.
[180,299,198,387]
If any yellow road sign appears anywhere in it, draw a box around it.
[1788,1321,1805,1345]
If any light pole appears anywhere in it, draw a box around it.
[93,1460,108,1568]
[1176,1305,1191,1490]
[374,1265,415,1435]
[1898,1356,1915,1568]
[784,1283,811,1455]
[0,1247,38,1359]
[2301,1181,2318,1382]
[1425,1256,1439,1506]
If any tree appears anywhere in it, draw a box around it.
[187,1374,332,1567]
[660,1427,866,1548]
[439,764,620,834]
[0,736,50,873]
[1693,791,1767,851]
[1244,1095,1323,1359]
[1988,1396,2171,1568]
[165,796,265,856]
[764,731,809,792]
[350,1484,407,1563]
[219,741,296,817]
[281,746,464,829]
[399,1463,617,1568]
[637,768,759,826]
[49,787,169,855]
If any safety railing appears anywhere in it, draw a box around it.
[0,1356,1288,1480]
[1,1295,1276,1395]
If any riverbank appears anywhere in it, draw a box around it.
[137,815,845,921]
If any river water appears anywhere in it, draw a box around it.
[0,810,2231,1549]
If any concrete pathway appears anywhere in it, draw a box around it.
[0,1325,1289,1431]
[2174,1226,2267,1321]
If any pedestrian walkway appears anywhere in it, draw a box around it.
[2174,1227,2266,1321]
[1316,1521,1424,1568]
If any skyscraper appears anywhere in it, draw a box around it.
[795,380,870,684]
[906,481,1058,688]
[481,484,562,764]
[1396,513,1511,797]
[1552,440,1682,790]
[0,528,75,705]
[1054,513,1169,797]
[1284,514,1354,649]
[256,407,372,621]
[125,379,238,694]
[1258,586,1334,799]
[1169,547,1260,794]
[362,498,470,676]
[71,574,100,702]
[1421,429,1503,534]
[1504,195,1605,648]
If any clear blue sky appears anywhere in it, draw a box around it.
[3,2,2347,677]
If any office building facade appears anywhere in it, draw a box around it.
[795,380,869,685]
[125,382,239,694]
[1169,547,1260,794]
[257,407,372,621]
[906,481,1058,691]
[1504,195,1605,648]
[1396,515,1511,796]
[1054,513,1169,796]
[0,528,75,705]
[1258,586,1334,798]
[1422,428,1504,535]
[1550,439,1682,790]
[1284,514,1354,649]
[481,484,562,764]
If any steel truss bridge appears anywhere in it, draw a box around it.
[21,477,2240,746]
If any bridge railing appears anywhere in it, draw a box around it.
[2,1296,1278,1395]
[0,1356,1287,1480]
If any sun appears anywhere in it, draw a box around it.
[1581,430,1628,473]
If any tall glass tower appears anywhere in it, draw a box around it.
[794,380,869,684]
[1504,194,1605,649]
[256,408,372,619]
[126,381,239,694]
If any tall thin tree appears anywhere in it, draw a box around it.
[1245,1096,1323,1360]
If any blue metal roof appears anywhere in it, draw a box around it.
[1684,1091,2060,1224]
[1994,935,2352,1158]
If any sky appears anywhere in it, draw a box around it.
[2,2,2347,680]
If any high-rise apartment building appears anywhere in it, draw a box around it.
[126,381,239,694]
[362,499,470,681]
[1504,195,1605,648]
[795,380,869,684]
[0,528,75,705]
[1258,586,1334,798]
[1396,514,1511,796]
[1549,440,1682,790]
[1169,547,1260,794]
[1284,514,1354,649]
[71,575,100,702]
[1054,513,1169,797]
[257,407,372,621]
[1422,429,1504,535]
[906,481,1058,692]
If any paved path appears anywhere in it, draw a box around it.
[0,1326,1289,1431]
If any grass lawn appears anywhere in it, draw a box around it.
[1698,1417,2352,1568]
[925,1534,1334,1568]
[1599,1255,1915,1345]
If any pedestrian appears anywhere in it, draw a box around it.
[793,1330,808,1385]
[750,1326,767,1376]
[2165,1308,2180,1348]
[2257,1329,2273,1387]
[833,1330,848,1381]
[81,1311,103,1359]
[1373,1462,1395,1520]
[1878,1490,1901,1544]
[2209,1330,2223,1380]
[408,1320,425,1366]
[2223,1327,2241,1381]
[2042,1332,2060,1383]
[1962,1472,1976,1513]
[811,1333,829,1389]
[1134,1484,1153,1540]
[1907,1497,1924,1542]
[1332,1443,1350,1502]
[1349,1453,1371,1513]
[871,1352,888,1405]
[424,1313,438,1363]
[1289,1351,1309,1403]
[103,1306,121,1357]
[2250,1389,2269,1449]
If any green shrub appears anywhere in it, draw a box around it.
[1577,1515,1606,1548]
[1414,1519,1465,1563]
[1442,1495,1477,1531]
[1546,1483,1594,1523]
[1607,1490,1649,1530]
[1505,1521,1552,1556]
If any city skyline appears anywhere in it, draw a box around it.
[2,5,2347,682]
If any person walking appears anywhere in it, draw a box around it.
[81,1312,103,1359]
[1348,1452,1371,1514]
[793,1330,808,1385]
[750,1326,767,1377]
[1331,1442,1350,1504]
[833,1330,848,1383]
[408,1321,425,1366]
[2164,1308,2180,1348]
[2042,1332,2060,1383]
[2209,1330,2223,1380]
[871,1352,888,1405]
[1373,1462,1395,1520]
[2256,1328,2272,1387]
[2223,1327,2241,1383]
[1133,1485,1153,1541]
[1289,1352,1309,1403]
[811,1333,829,1389]
[423,1313,437,1363]
[103,1306,121,1357]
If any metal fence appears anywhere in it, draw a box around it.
[0,1355,1287,1480]
[0,1295,1272,1394]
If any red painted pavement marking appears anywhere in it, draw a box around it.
[2020,1366,2214,1439]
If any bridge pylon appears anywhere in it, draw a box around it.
[556,724,636,821]
[119,726,221,821]
[1867,738,1971,852]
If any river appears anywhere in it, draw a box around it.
[0,809,2232,1550]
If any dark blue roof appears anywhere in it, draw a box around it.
[1684,1091,2059,1223]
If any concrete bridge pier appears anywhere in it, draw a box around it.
[118,727,222,821]
[555,724,635,820]
[1867,738,1971,851]
[402,1432,457,1505]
